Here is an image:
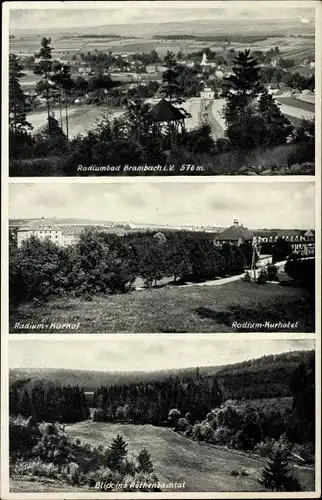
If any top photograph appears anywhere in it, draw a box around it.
[5,1,317,177]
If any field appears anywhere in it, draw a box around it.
[10,421,314,492]
[10,29,314,60]
[27,98,206,138]
[10,280,314,333]
[276,96,315,121]
[27,105,123,137]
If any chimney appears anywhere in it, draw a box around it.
[233,219,239,227]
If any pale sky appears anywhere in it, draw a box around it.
[8,2,315,30]
[9,337,314,371]
[9,182,315,229]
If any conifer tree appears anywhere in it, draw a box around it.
[137,448,154,473]
[9,53,32,133]
[160,51,184,104]
[107,434,128,470]
[259,446,300,491]
[223,49,263,127]
[34,37,54,131]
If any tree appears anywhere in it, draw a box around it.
[9,53,33,133]
[51,62,74,139]
[259,445,301,491]
[272,238,292,263]
[223,49,263,127]
[107,434,128,470]
[34,37,54,132]
[290,355,315,443]
[168,408,181,428]
[257,90,293,146]
[137,448,154,473]
[160,51,184,104]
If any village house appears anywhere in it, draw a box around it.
[200,87,215,99]
[146,64,167,74]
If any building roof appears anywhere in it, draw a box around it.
[216,225,253,241]
[144,98,187,124]
[18,218,62,232]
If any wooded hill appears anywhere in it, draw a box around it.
[10,349,314,399]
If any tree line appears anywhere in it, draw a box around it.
[9,229,254,306]
[10,382,89,423]
[92,370,223,426]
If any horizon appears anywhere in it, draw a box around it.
[9,182,315,230]
[9,338,315,372]
[8,2,316,30]
[8,216,314,232]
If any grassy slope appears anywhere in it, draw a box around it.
[66,422,265,492]
[11,421,312,493]
[10,281,314,333]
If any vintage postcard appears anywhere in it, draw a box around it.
[2,0,319,176]
[1,0,321,499]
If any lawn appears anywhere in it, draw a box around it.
[10,421,314,492]
[9,280,314,333]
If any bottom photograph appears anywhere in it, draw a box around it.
[8,336,315,494]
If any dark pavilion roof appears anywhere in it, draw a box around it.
[216,225,254,241]
[144,98,186,124]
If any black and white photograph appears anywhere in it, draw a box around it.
[9,181,315,334]
[8,336,315,493]
[6,1,316,176]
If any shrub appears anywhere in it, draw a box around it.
[12,458,60,479]
[243,270,252,282]
[213,426,232,445]
[266,263,278,281]
[231,469,239,476]
[256,268,267,284]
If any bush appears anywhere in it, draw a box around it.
[10,236,72,306]
[12,458,60,479]
[213,426,232,445]
[256,268,267,284]
[266,263,278,281]
[9,157,63,176]
[243,270,252,282]
[230,469,239,476]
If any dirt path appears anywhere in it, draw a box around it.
[200,99,225,139]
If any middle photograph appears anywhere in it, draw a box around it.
[9,180,315,334]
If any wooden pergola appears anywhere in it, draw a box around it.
[143,98,187,147]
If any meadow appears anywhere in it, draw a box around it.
[9,280,314,333]
[10,421,314,492]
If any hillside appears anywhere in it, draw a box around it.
[10,349,314,398]
[63,422,314,492]
[10,17,315,38]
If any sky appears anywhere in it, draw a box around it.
[8,2,315,30]
[9,337,315,371]
[9,182,315,229]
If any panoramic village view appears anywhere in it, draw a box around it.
[8,3,315,176]
[9,337,315,492]
[9,182,315,333]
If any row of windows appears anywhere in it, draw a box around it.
[255,235,314,243]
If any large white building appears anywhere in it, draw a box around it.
[16,218,78,248]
